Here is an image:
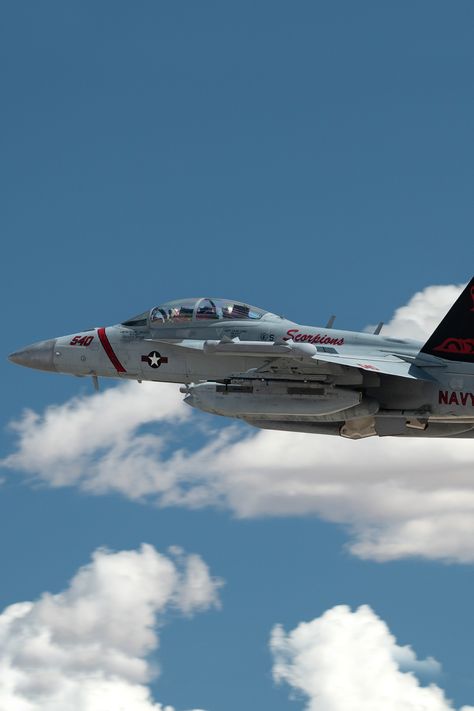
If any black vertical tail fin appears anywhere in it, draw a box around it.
[419,277,474,362]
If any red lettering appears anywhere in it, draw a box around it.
[440,390,474,407]
[439,390,449,405]
[69,335,94,347]
[284,329,345,346]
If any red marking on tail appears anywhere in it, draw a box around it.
[433,337,474,355]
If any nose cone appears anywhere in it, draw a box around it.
[8,339,57,372]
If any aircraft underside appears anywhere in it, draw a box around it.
[245,417,474,439]
[181,376,474,440]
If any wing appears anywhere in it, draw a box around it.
[305,350,435,380]
[147,337,435,381]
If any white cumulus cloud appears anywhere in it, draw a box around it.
[3,381,189,498]
[270,604,474,711]
[0,544,220,711]
[378,283,464,339]
[4,283,474,563]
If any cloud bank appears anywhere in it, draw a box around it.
[0,544,220,711]
[367,283,463,339]
[271,604,474,711]
[5,283,474,563]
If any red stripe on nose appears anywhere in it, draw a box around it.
[97,327,126,373]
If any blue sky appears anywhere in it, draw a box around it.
[1,3,474,710]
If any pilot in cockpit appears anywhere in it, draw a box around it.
[196,299,218,319]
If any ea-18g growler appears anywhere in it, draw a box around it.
[8,278,474,439]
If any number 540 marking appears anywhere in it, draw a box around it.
[70,335,94,346]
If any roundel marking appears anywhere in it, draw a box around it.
[141,351,169,369]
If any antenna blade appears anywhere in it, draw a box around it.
[373,322,384,335]
[326,315,336,328]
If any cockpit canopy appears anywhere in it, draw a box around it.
[122,297,277,329]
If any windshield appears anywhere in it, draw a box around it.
[121,310,148,327]
[123,298,274,328]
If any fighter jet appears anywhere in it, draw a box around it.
[8,278,474,439]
